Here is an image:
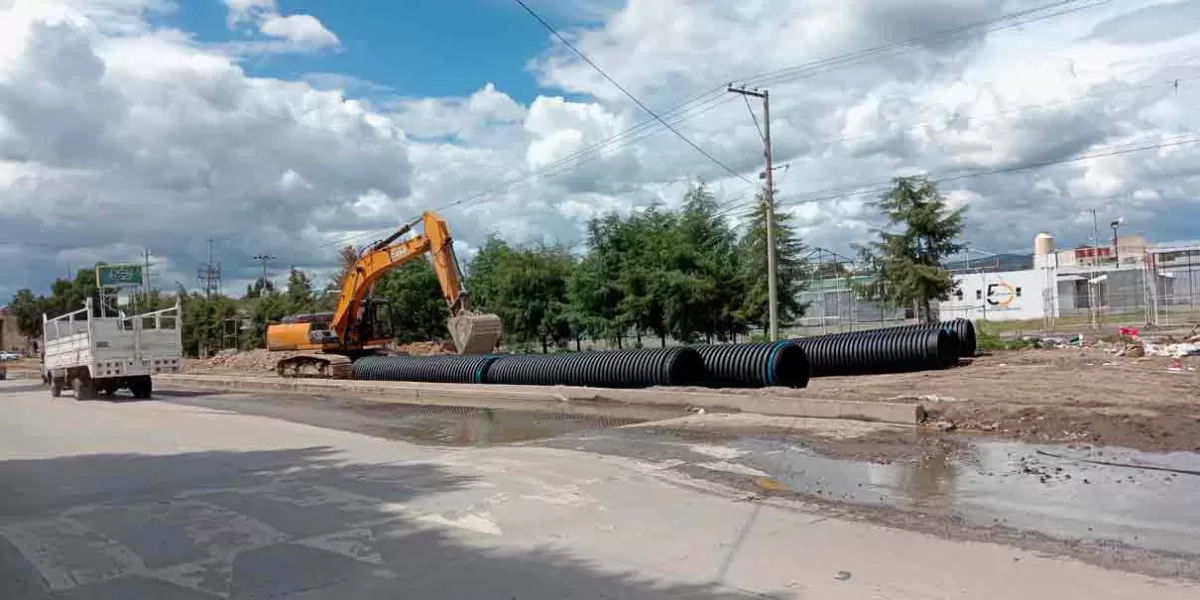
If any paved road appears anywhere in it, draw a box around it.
[0,380,1195,599]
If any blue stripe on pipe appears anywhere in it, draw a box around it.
[765,341,787,386]
[475,356,490,383]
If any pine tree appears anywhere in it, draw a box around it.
[855,176,966,323]
[675,183,742,342]
[736,191,809,333]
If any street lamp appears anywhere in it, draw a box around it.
[1110,217,1125,264]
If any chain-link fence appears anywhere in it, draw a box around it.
[1148,247,1200,328]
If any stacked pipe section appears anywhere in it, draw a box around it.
[693,341,809,388]
[484,347,705,388]
[353,354,499,384]
[791,326,960,377]
[882,318,977,358]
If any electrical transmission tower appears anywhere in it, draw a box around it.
[197,238,222,297]
[253,253,276,293]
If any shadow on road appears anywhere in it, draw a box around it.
[0,446,776,599]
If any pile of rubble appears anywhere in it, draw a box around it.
[393,341,457,355]
[188,341,458,374]
[193,349,295,373]
[1114,324,1200,360]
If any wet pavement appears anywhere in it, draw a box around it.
[8,380,1196,599]
[150,388,1200,578]
[154,387,686,446]
[536,421,1200,577]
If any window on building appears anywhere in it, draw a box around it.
[975,289,982,300]
[955,289,963,300]
[1015,287,1022,297]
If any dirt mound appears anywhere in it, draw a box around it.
[188,349,301,373]
[393,341,456,356]
[186,341,455,374]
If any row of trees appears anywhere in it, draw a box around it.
[7,176,966,356]
[464,184,812,351]
[5,266,335,357]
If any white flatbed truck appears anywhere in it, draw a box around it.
[43,297,183,399]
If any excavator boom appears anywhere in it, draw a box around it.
[267,211,501,378]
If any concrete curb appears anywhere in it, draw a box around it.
[156,373,924,425]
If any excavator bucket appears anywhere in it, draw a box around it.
[447,312,503,354]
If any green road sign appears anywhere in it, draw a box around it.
[96,264,143,287]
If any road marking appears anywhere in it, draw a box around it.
[417,513,503,536]
[0,517,143,590]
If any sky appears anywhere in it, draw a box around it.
[2,0,1199,300]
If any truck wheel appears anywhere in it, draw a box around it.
[131,376,153,399]
[72,376,95,400]
[51,378,63,397]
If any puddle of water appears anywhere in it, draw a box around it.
[733,437,1200,555]
[357,404,653,446]
[161,389,675,447]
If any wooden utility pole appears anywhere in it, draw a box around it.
[728,85,779,340]
[143,248,152,297]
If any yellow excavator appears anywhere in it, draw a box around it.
[265,211,502,378]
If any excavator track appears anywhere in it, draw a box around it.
[275,353,354,379]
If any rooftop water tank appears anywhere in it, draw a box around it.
[1034,232,1055,256]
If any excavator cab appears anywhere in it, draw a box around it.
[358,298,396,345]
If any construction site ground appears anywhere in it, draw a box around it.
[10,344,1199,452]
[167,345,1200,453]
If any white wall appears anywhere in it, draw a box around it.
[938,269,1057,321]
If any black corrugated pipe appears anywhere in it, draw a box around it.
[484,347,705,388]
[876,319,977,358]
[694,341,809,388]
[806,318,977,358]
[791,327,959,377]
[353,354,499,384]
[944,318,976,357]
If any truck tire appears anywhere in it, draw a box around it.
[72,375,95,400]
[130,375,152,399]
[51,377,63,397]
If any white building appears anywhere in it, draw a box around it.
[938,231,1176,322]
[938,268,1056,322]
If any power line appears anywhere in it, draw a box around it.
[510,0,754,186]
[741,93,765,142]
[776,133,1200,209]
[521,0,1105,199]
[709,76,1195,218]
[315,0,1109,251]
[737,0,1107,89]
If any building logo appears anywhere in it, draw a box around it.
[986,281,1016,307]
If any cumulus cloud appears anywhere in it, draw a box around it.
[0,0,400,298]
[4,0,1200,303]
[221,0,339,53]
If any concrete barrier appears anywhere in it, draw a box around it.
[156,373,924,425]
